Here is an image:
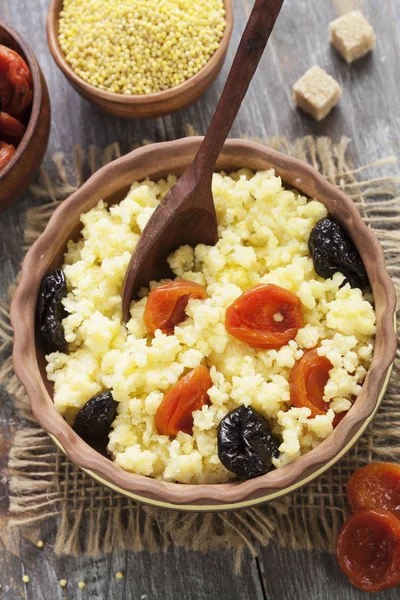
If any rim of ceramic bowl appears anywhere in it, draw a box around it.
[46,0,233,105]
[0,19,43,179]
[10,138,398,510]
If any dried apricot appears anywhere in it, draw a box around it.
[143,280,207,335]
[0,111,25,141]
[347,462,400,515]
[0,44,33,117]
[0,141,15,169]
[332,410,347,428]
[225,284,303,349]
[337,509,400,592]
[155,366,212,436]
[290,348,332,417]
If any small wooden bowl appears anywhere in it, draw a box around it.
[0,20,51,212]
[46,0,233,119]
[11,138,397,511]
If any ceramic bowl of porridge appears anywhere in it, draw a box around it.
[11,138,397,510]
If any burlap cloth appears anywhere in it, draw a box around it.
[0,135,399,569]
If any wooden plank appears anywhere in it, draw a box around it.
[259,545,400,600]
[3,520,264,600]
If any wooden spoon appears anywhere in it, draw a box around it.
[122,0,284,321]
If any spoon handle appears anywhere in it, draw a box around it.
[192,0,284,178]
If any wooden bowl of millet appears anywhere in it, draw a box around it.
[46,0,233,119]
[11,138,397,511]
[0,20,51,212]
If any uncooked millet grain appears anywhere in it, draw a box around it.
[58,0,226,95]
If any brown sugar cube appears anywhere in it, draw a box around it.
[292,66,342,121]
[330,11,376,63]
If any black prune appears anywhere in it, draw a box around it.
[73,391,118,439]
[308,218,368,289]
[217,406,280,479]
[37,269,67,353]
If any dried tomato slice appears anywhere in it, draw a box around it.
[347,462,400,516]
[0,45,33,117]
[337,509,400,592]
[0,141,15,169]
[225,284,304,349]
[155,366,212,436]
[290,348,332,417]
[0,111,25,141]
[143,280,207,335]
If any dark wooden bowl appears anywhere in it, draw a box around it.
[11,138,397,511]
[0,20,51,212]
[46,0,233,119]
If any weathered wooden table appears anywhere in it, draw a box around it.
[1,0,399,598]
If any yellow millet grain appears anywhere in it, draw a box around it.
[58,0,226,95]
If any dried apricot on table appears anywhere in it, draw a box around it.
[347,462,400,515]
[155,366,212,436]
[143,280,207,335]
[337,509,400,592]
[225,284,304,349]
[289,348,332,418]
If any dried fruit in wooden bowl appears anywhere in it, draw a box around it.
[0,20,50,211]
[144,280,208,336]
[308,218,369,289]
[155,366,212,437]
[0,43,32,171]
[37,269,67,354]
[218,406,279,479]
[225,284,304,349]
